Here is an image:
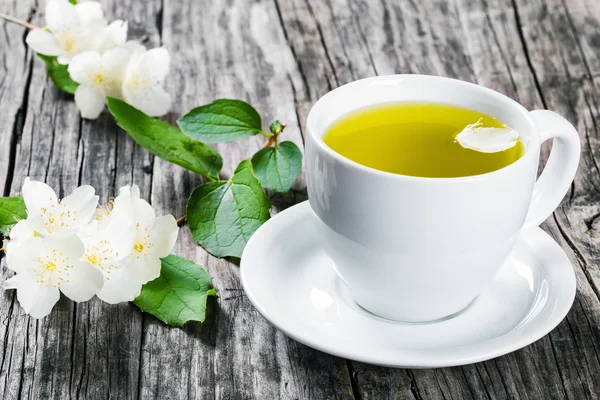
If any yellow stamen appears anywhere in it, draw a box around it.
[87,254,99,266]
[133,241,144,253]
[64,35,75,51]
[42,261,57,272]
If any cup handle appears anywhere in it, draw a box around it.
[523,110,581,230]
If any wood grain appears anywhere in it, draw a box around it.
[1,0,600,398]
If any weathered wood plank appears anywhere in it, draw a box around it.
[137,0,353,399]
[2,0,600,398]
[0,2,83,398]
[272,0,600,399]
[0,1,37,399]
[67,0,162,397]
[0,1,160,399]
[512,0,600,399]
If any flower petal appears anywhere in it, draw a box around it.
[60,185,99,226]
[5,220,35,270]
[150,215,178,258]
[57,54,74,65]
[96,266,142,304]
[46,0,80,34]
[47,233,86,258]
[91,213,135,259]
[68,51,101,84]
[22,177,60,235]
[3,274,20,290]
[123,85,171,117]
[128,255,162,284]
[74,0,105,26]
[9,272,61,319]
[136,48,170,82]
[6,237,47,275]
[59,261,104,302]
[455,121,520,153]
[101,47,129,81]
[8,219,34,243]
[122,40,146,55]
[74,85,105,119]
[25,29,62,56]
[94,20,128,54]
[113,185,156,230]
[22,177,59,211]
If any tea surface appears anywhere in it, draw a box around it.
[323,103,525,178]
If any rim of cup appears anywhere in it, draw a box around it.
[306,74,540,183]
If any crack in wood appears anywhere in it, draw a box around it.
[479,0,520,99]
[4,56,33,197]
[510,0,549,109]
[272,0,315,100]
[302,0,339,88]
[547,331,574,400]
[286,73,305,143]
[553,213,600,304]
[406,370,423,400]
[344,360,362,400]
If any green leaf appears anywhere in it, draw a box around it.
[251,141,302,193]
[107,97,223,180]
[187,159,271,258]
[68,0,77,4]
[37,54,79,94]
[0,197,27,236]
[134,255,216,327]
[177,99,263,143]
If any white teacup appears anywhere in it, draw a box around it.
[305,75,580,323]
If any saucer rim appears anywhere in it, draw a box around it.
[241,201,576,368]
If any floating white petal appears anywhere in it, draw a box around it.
[455,120,520,153]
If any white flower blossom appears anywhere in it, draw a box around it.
[92,20,128,54]
[112,185,178,284]
[2,179,178,318]
[80,207,137,303]
[455,119,520,153]
[122,46,172,117]
[21,177,99,237]
[25,0,107,64]
[68,48,130,119]
[4,234,104,319]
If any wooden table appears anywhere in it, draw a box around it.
[1,0,600,398]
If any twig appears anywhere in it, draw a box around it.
[262,136,276,149]
[176,215,187,227]
[0,13,38,30]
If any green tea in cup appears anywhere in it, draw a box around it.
[323,103,524,178]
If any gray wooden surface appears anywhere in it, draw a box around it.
[1,0,600,398]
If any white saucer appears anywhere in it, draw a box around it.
[241,201,576,368]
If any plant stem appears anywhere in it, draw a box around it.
[176,215,187,227]
[259,130,271,139]
[262,136,276,149]
[0,13,38,30]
